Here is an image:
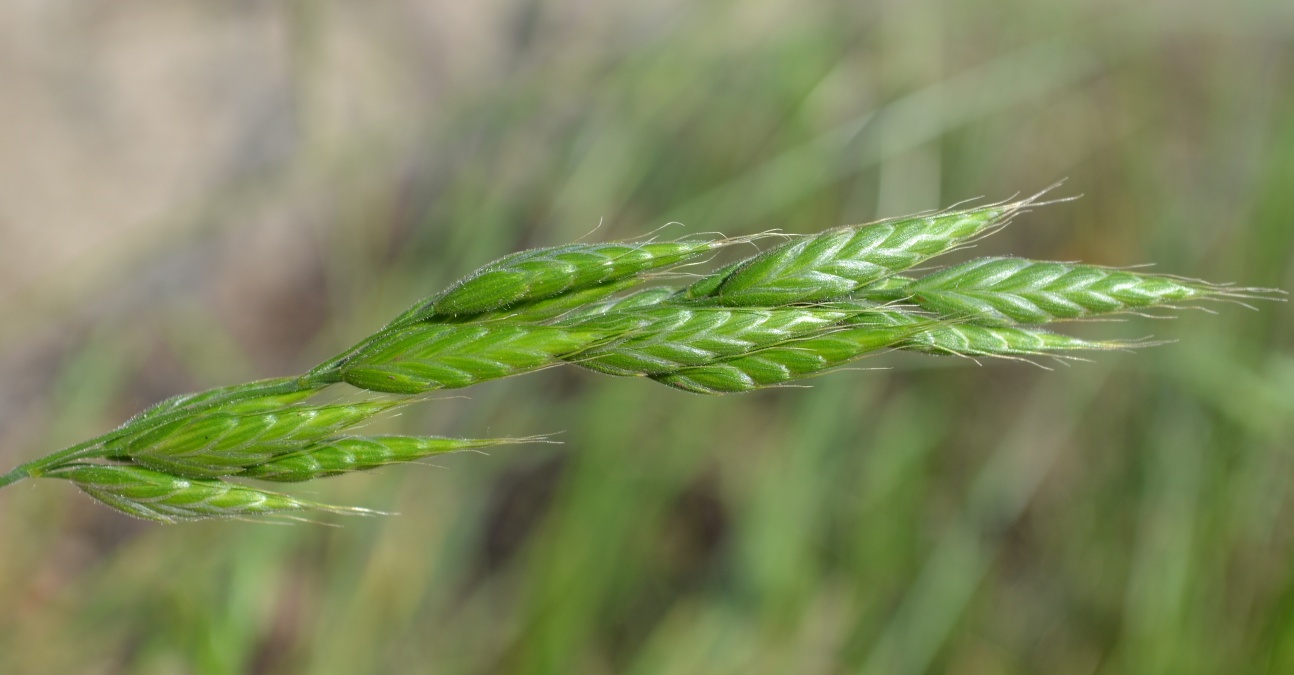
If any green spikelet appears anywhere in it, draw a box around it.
[836,300,1132,358]
[106,401,399,479]
[123,377,321,428]
[684,202,1022,306]
[340,323,616,394]
[901,324,1129,357]
[239,435,542,482]
[654,313,932,393]
[388,240,718,325]
[907,257,1254,325]
[570,306,859,376]
[46,464,368,523]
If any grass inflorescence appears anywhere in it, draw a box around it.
[0,191,1279,522]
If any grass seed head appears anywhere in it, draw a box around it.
[389,240,718,325]
[654,318,934,394]
[107,401,400,479]
[123,377,320,428]
[906,257,1268,325]
[571,306,860,376]
[683,203,1019,306]
[340,323,617,394]
[47,464,368,523]
[900,324,1132,357]
[3,190,1279,522]
[239,435,540,482]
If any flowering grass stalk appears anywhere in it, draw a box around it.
[0,191,1279,521]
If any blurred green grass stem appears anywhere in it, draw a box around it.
[0,466,27,490]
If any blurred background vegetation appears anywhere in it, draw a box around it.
[1,0,1291,673]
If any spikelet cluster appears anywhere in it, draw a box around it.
[2,189,1278,522]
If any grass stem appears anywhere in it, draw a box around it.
[0,465,29,491]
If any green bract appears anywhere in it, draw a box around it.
[684,205,1015,305]
[654,318,936,394]
[239,435,545,482]
[903,257,1239,325]
[106,402,400,479]
[339,323,617,394]
[570,306,862,376]
[46,465,372,524]
[0,195,1278,521]
[390,240,718,325]
[901,324,1127,357]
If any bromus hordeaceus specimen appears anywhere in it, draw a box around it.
[0,189,1280,522]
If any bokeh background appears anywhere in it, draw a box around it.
[1,0,1292,673]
